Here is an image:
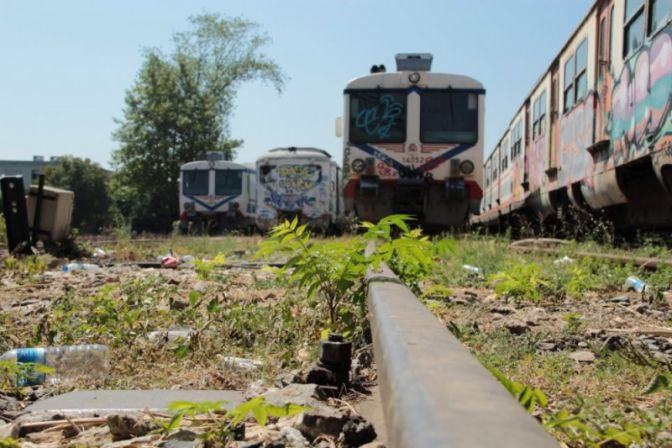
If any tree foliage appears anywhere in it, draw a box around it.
[43,156,112,233]
[112,14,285,232]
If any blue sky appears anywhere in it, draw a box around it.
[0,0,593,168]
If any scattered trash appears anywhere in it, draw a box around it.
[61,263,100,272]
[553,255,575,266]
[147,327,194,345]
[92,248,113,259]
[0,344,109,385]
[624,276,648,293]
[180,255,195,264]
[161,255,179,269]
[221,356,263,372]
[462,264,482,275]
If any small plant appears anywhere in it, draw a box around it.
[487,365,548,413]
[0,437,20,448]
[194,254,227,280]
[489,262,548,302]
[563,312,585,335]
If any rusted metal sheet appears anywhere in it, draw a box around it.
[366,264,558,448]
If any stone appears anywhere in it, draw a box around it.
[107,414,156,441]
[0,394,22,413]
[607,295,630,305]
[221,356,263,372]
[342,415,377,447]
[536,342,557,351]
[278,426,310,447]
[169,297,190,310]
[294,407,345,440]
[245,380,268,400]
[611,316,627,328]
[577,342,588,348]
[656,431,672,443]
[160,441,202,448]
[449,297,470,306]
[647,309,665,319]
[263,384,325,409]
[490,305,515,315]
[584,328,604,339]
[275,369,304,388]
[502,318,530,335]
[633,303,649,314]
[166,428,199,441]
[568,350,595,363]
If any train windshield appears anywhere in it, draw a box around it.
[182,170,208,195]
[260,164,322,193]
[421,91,478,144]
[215,169,243,196]
[349,91,406,143]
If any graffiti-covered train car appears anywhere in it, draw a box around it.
[179,155,257,233]
[479,0,672,230]
[256,147,342,232]
[339,53,485,228]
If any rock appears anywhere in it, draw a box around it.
[611,316,627,328]
[607,295,630,305]
[0,395,22,413]
[577,342,588,348]
[0,422,15,439]
[263,384,325,409]
[584,328,605,339]
[245,380,268,399]
[275,370,304,388]
[502,318,530,335]
[647,309,665,319]
[169,297,190,310]
[277,426,310,448]
[166,428,199,441]
[568,350,595,363]
[294,407,345,440]
[536,342,557,351]
[160,441,202,448]
[192,282,207,293]
[107,414,155,441]
[633,303,650,314]
[342,415,377,446]
[490,305,515,315]
[656,431,672,443]
[449,297,470,306]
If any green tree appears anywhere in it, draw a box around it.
[112,14,285,232]
[43,156,112,233]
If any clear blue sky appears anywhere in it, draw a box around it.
[0,0,593,168]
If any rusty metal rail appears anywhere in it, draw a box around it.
[366,263,558,448]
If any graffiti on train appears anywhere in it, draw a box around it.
[559,95,595,185]
[263,190,316,210]
[528,134,548,191]
[610,30,672,164]
[355,94,404,139]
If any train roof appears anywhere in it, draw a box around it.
[180,160,252,171]
[345,71,484,92]
[257,147,333,161]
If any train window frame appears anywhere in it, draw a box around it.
[532,91,547,138]
[511,121,523,159]
[649,0,672,35]
[501,140,509,171]
[214,169,244,196]
[419,90,479,144]
[563,55,575,113]
[574,39,588,103]
[181,169,209,196]
[347,90,407,144]
[624,0,646,58]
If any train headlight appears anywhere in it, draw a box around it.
[408,72,421,84]
[459,160,475,175]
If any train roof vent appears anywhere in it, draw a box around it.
[206,151,225,161]
[395,53,433,71]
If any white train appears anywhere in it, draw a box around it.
[338,53,485,227]
[256,147,343,232]
[178,155,257,233]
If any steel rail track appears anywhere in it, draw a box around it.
[366,262,558,448]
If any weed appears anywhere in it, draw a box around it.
[0,438,20,448]
[194,254,227,281]
[563,312,585,335]
[489,262,548,302]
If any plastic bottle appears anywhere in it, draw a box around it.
[624,276,648,293]
[62,263,100,273]
[462,264,483,275]
[0,344,109,386]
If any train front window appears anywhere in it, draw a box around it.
[349,92,406,143]
[182,170,209,196]
[420,91,478,144]
[215,170,243,196]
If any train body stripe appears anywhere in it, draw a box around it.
[353,142,475,176]
[186,194,239,211]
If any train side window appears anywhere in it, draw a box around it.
[259,165,276,184]
[575,39,588,102]
[539,91,547,134]
[563,55,575,113]
[650,0,672,34]
[599,17,607,80]
[511,122,522,159]
[624,0,645,57]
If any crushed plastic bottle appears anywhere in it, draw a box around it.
[0,344,109,386]
[554,256,575,266]
[624,276,648,293]
[462,264,483,275]
[221,356,263,372]
[62,263,100,272]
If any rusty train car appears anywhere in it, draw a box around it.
[477,0,672,230]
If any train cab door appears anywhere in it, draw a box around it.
[595,0,614,144]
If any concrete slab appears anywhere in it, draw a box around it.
[20,390,244,422]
